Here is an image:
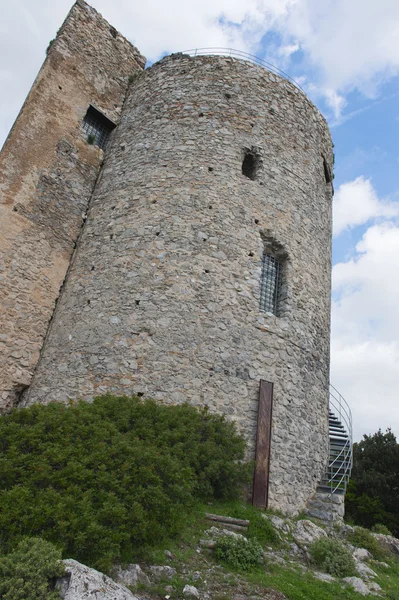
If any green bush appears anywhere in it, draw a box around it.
[348,527,387,560]
[0,537,64,600]
[0,396,249,572]
[308,538,356,578]
[214,535,263,571]
[371,523,392,536]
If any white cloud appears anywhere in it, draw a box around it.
[2,0,399,144]
[279,0,399,97]
[333,177,399,236]
[332,222,399,439]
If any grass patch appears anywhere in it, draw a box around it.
[348,527,388,561]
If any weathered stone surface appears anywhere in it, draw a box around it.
[56,559,138,599]
[293,520,327,546]
[149,565,177,581]
[205,526,246,540]
[355,562,377,580]
[353,548,373,562]
[24,53,333,515]
[313,571,335,582]
[114,563,150,587]
[263,514,291,533]
[307,490,345,522]
[373,533,399,555]
[0,0,145,412]
[343,577,371,596]
[183,584,200,598]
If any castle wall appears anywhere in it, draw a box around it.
[0,0,145,411]
[23,54,333,514]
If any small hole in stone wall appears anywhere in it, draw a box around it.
[152,200,157,204]
[248,251,254,257]
[208,205,213,209]
[110,234,114,240]
[109,26,117,38]
[204,269,210,273]
[111,206,115,210]
[91,266,95,271]
[137,392,144,397]
[136,300,140,305]
[254,219,259,224]
[12,206,17,212]
[208,167,213,172]
[155,231,160,236]
[224,369,229,375]
[58,85,62,90]
[225,93,232,99]
[87,299,91,305]
[250,123,255,128]
[198,112,204,117]
[242,150,259,180]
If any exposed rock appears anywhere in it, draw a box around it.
[56,559,138,600]
[313,571,335,582]
[340,524,355,537]
[343,577,371,596]
[183,584,200,598]
[264,551,287,566]
[205,526,246,540]
[353,548,373,562]
[355,562,377,580]
[114,564,150,587]
[368,581,382,593]
[373,533,399,555]
[293,520,327,546]
[262,514,290,534]
[149,565,177,581]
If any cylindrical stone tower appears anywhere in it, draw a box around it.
[24,54,334,514]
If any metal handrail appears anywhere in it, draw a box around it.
[180,48,305,93]
[327,384,353,495]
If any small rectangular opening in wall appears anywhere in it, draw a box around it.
[82,105,116,150]
[242,147,261,180]
[260,254,283,316]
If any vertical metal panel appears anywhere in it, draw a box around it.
[252,379,273,508]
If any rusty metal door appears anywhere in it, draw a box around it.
[252,380,273,508]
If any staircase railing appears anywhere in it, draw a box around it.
[328,384,353,495]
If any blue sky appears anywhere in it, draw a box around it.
[1,0,399,441]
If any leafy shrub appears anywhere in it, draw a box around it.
[214,535,263,571]
[0,396,249,572]
[308,537,356,578]
[348,527,387,560]
[371,523,392,536]
[0,537,64,600]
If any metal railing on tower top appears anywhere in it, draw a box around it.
[181,48,305,92]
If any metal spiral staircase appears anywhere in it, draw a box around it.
[308,385,353,521]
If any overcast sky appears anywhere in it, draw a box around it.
[1,0,399,442]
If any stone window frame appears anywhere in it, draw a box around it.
[259,232,288,317]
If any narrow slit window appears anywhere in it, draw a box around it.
[82,105,116,150]
[260,254,283,316]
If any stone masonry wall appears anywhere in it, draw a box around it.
[0,0,145,411]
[24,54,334,514]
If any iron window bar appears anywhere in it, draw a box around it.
[82,105,116,150]
[259,254,282,316]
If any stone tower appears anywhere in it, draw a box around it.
[1,3,335,515]
[0,0,145,411]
